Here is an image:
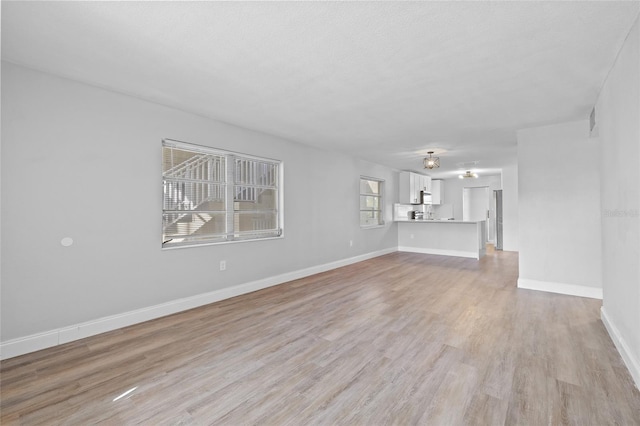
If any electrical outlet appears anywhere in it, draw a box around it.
[410,234,414,239]
[220,260,226,271]
[349,240,353,247]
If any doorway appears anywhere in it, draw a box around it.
[494,189,503,250]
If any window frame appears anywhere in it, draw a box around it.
[162,139,284,249]
[359,176,385,228]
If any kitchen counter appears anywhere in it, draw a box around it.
[397,219,486,259]
[395,219,482,224]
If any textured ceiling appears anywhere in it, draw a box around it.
[2,1,639,177]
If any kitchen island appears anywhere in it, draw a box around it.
[397,219,486,259]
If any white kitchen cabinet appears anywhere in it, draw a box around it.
[415,174,431,194]
[399,171,432,204]
[416,174,424,194]
[399,172,419,204]
[431,179,444,205]
[422,175,432,194]
[410,173,419,199]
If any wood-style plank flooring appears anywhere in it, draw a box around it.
[2,250,640,425]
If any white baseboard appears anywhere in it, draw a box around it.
[398,246,479,259]
[0,247,397,360]
[517,278,603,299]
[601,307,640,390]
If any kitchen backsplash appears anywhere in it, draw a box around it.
[394,203,454,220]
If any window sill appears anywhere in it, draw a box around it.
[162,235,284,250]
[360,223,386,230]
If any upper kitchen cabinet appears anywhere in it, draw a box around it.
[399,171,419,204]
[421,174,432,194]
[431,180,444,205]
[399,171,432,204]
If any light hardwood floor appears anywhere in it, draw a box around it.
[2,250,639,425]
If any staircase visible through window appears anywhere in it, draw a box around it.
[162,140,282,248]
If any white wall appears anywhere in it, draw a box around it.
[0,62,398,351]
[595,16,640,387]
[517,120,602,298]
[501,163,519,251]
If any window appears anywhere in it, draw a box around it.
[360,177,384,227]
[162,139,282,248]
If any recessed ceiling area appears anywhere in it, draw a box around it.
[2,1,638,177]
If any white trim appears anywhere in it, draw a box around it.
[601,307,640,390]
[360,224,387,230]
[398,246,479,259]
[161,235,285,250]
[0,247,397,360]
[517,278,603,299]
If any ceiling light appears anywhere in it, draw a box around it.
[423,151,440,169]
[458,170,478,179]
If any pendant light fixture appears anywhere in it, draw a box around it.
[458,170,478,179]
[423,151,440,169]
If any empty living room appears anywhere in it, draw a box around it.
[1,1,639,424]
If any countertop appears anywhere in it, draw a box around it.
[395,219,483,224]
